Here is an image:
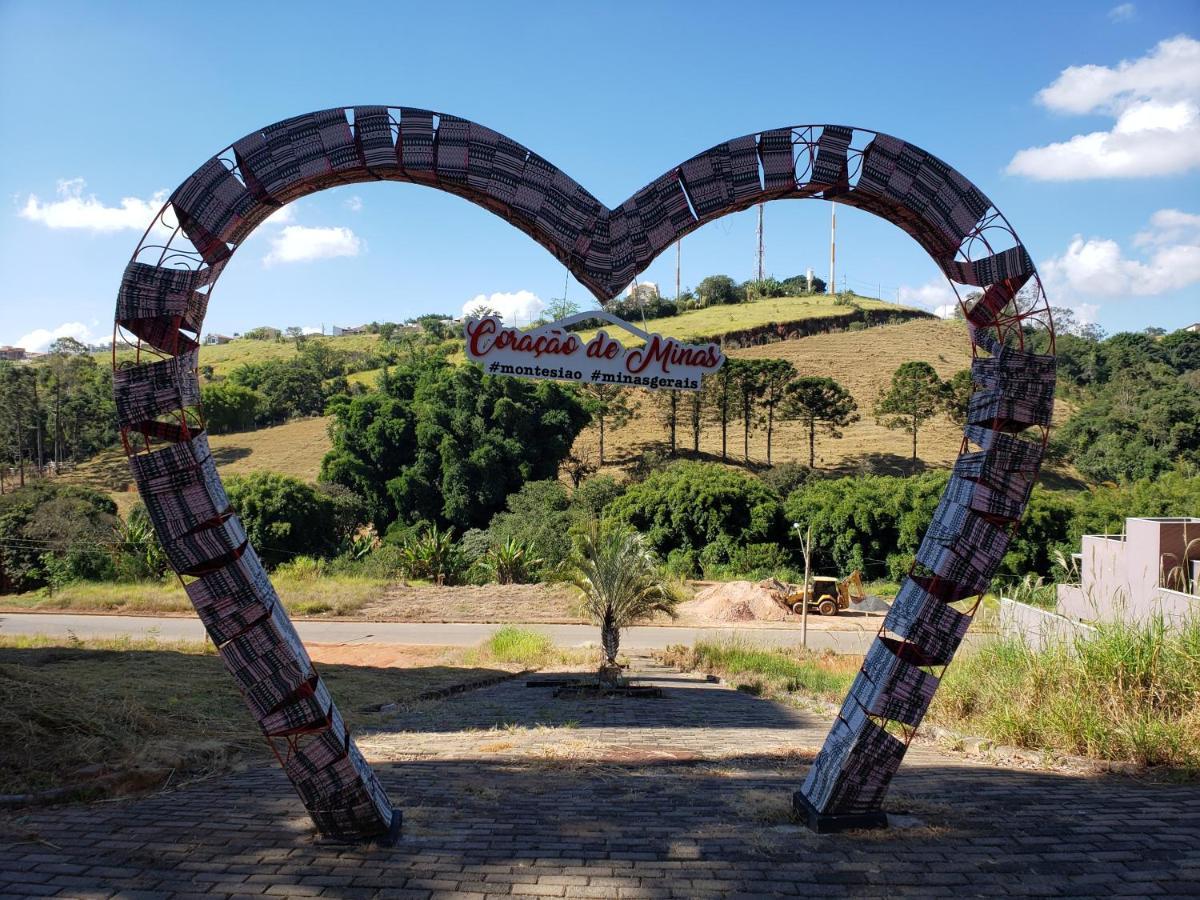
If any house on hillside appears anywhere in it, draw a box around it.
[204,333,234,345]
[1185,322,1200,334]
[332,324,366,336]
[1056,517,1200,627]
[0,346,26,360]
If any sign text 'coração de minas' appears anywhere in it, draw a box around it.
[463,311,724,391]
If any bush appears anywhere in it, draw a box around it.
[397,524,466,584]
[783,471,948,581]
[225,472,366,567]
[486,480,573,575]
[320,356,589,531]
[605,461,788,575]
[933,618,1200,768]
[0,482,119,592]
[758,462,811,498]
[200,381,263,434]
[572,475,625,518]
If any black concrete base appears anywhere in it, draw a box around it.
[793,792,888,833]
[313,808,403,847]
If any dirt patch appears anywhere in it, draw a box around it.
[679,579,794,623]
[360,582,588,623]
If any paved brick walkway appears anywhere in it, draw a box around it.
[2,661,1198,898]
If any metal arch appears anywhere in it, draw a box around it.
[113,107,1056,841]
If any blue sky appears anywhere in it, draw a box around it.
[1,0,1198,350]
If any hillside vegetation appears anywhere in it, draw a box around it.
[108,332,381,378]
[61,417,333,498]
[572,293,915,346]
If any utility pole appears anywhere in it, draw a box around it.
[828,204,837,295]
[675,239,681,301]
[756,204,765,281]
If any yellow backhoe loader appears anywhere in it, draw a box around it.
[784,570,865,616]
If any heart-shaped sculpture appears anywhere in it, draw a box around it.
[113,107,1055,841]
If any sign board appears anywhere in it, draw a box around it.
[463,310,724,391]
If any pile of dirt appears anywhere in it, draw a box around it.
[680,579,794,623]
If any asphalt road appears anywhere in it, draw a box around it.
[0,612,890,654]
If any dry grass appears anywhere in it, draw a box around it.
[0,633,534,799]
[573,317,1077,478]
[0,571,386,617]
[57,416,333,498]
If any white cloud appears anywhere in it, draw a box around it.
[1074,303,1101,325]
[345,195,363,212]
[19,178,166,232]
[898,279,958,317]
[301,325,323,335]
[1007,35,1200,179]
[15,322,107,353]
[1041,207,1200,298]
[263,225,362,266]
[1108,3,1135,22]
[462,290,546,324]
[263,203,297,226]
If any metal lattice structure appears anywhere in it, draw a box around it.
[113,107,1055,841]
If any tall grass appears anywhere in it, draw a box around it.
[664,639,858,701]
[933,617,1200,769]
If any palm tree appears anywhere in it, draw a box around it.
[570,524,679,682]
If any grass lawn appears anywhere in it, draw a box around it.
[662,639,859,703]
[0,628,586,800]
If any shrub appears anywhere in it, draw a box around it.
[486,480,573,575]
[397,524,466,584]
[478,539,543,585]
[758,462,812,498]
[572,475,625,518]
[0,482,119,592]
[605,461,788,575]
[225,471,366,567]
[200,381,263,434]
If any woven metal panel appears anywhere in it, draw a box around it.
[113,349,200,428]
[883,578,972,666]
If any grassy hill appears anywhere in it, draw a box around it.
[571,293,917,346]
[70,294,1076,502]
[570,317,1078,480]
[61,417,334,511]
[108,333,382,378]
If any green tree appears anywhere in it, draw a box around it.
[320,357,589,531]
[225,471,365,567]
[696,274,741,306]
[0,482,119,592]
[874,361,945,471]
[706,362,737,461]
[605,461,788,574]
[201,381,263,434]
[730,359,769,462]
[782,376,859,468]
[941,369,975,426]
[758,359,797,465]
[580,383,638,466]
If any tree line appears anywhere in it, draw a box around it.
[0,338,116,490]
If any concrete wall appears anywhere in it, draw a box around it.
[1000,598,1097,653]
[1056,518,1200,626]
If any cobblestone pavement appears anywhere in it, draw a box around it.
[2,660,1198,898]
